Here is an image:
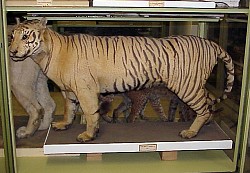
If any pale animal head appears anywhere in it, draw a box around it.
[9,17,47,61]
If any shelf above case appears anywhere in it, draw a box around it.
[5,0,89,7]
[4,5,249,14]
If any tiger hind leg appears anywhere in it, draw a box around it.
[179,89,212,138]
[179,110,211,138]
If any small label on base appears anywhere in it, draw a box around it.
[139,144,157,152]
[149,1,164,7]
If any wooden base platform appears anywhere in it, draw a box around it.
[44,121,232,156]
[86,151,178,161]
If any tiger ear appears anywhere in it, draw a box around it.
[15,17,20,25]
[39,17,47,28]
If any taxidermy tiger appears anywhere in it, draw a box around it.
[112,86,195,123]
[9,18,234,142]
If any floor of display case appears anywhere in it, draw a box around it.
[0,116,233,157]
[44,120,232,155]
[0,117,235,172]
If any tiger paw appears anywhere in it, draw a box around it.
[179,129,198,139]
[16,126,33,139]
[51,121,71,130]
[76,131,94,143]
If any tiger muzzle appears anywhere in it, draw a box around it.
[9,50,27,61]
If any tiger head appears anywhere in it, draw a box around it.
[9,17,47,61]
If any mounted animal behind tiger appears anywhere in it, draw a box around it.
[109,85,196,123]
[9,17,234,142]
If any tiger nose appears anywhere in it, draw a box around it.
[10,50,18,56]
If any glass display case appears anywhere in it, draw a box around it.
[1,1,250,173]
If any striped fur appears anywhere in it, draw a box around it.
[9,18,234,141]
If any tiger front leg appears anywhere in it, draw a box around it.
[76,93,100,142]
[52,91,79,130]
[179,111,211,138]
[77,112,99,142]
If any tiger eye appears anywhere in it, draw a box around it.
[22,34,28,40]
